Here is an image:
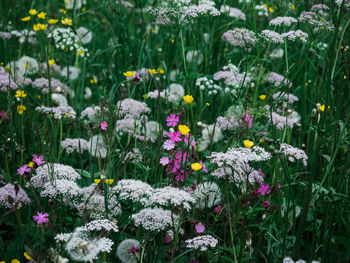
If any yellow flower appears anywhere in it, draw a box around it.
[28,162,34,168]
[305,82,309,87]
[61,18,72,26]
[15,90,27,98]
[268,7,274,13]
[105,179,114,185]
[11,260,20,263]
[60,9,67,14]
[244,140,254,148]
[0,261,5,263]
[191,163,202,171]
[49,59,55,66]
[29,9,38,15]
[48,19,58,24]
[157,68,165,74]
[259,94,266,100]
[205,103,210,107]
[123,71,136,77]
[21,16,31,21]
[149,69,158,74]
[143,94,149,99]
[76,49,85,56]
[94,179,101,184]
[17,105,27,114]
[33,23,47,31]
[183,95,194,104]
[90,77,98,84]
[259,139,264,143]
[319,104,325,112]
[24,252,32,260]
[170,39,175,44]
[82,7,87,12]
[37,12,46,19]
[291,4,295,11]
[178,124,190,135]
[327,105,330,109]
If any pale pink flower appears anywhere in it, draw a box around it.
[33,212,49,224]
[17,164,31,175]
[163,140,175,151]
[100,121,108,130]
[32,155,46,166]
[195,222,205,233]
[160,156,170,166]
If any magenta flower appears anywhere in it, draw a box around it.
[199,161,208,173]
[168,131,181,143]
[166,114,179,127]
[17,164,31,175]
[131,245,137,254]
[33,212,49,224]
[244,112,254,128]
[100,121,108,130]
[32,155,46,166]
[195,222,205,233]
[257,183,271,196]
[164,232,172,244]
[163,140,175,150]
[0,110,9,120]
[263,201,270,208]
[160,156,170,166]
[213,205,222,214]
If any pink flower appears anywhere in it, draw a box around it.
[164,232,172,244]
[199,161,208,173]
[244,112,254,128]
[163,140,175,150]
[195,222,205,233]
[0,110,9,120]
[160,156,170,166]
[166,114,179,127]
[256,183,270,196]
[213,205,222,214]
[131,245,138,254]
[168,131,181,143]
[17,164,31,175]
[32,155,46,166]
[33,212,49,224]
[100,121,108,130]
[263,201,270,208]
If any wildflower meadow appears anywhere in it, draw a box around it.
[0,0,350,262]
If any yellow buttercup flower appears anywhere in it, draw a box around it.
[33,23,47,31]
[28,162,34,168]
[244,140,254,148]
[191,163,202,171]
[61,18,72,26]
[17,105,27,115]
[49,59,55,66]
[149,69,158,74]
[268,7,274,13]
[37,12,46,19]
[15,90,27,98]
[82,7,87,12]
[11,259,20,263]
[105,179,114,185]
[24,252,32,260]
[183,95,194,104]
[76,49,85,56]
[178,124,190,135]
[94,179,101,184]
[291,4,295,11]
[319,104,325,112]
[170,39,175,44]
[29,9,38,15]
[157,68,165,74]
[48,19,58,24]
[259,94,266,100]
[123,71,136,77]
[60,9,67,14]
[21,16,31,21]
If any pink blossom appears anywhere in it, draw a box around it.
[0,110,8,120]
[199,161,208,173]
[100,121,108,130]
[33,211,49,224]
[263,201,270,208]
[32,155,46,166]
[213,205,222,214]
[244,112,254,128]
[164,233,172,244]
[131,245,138,254]
[163,140,175,150]
[195,222,205,233]
[160,156,170,166]
[168,131,181,143]
[17,164,31,175]
[256,183,270,196]
[166,114,179,127]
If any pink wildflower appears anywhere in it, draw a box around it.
[263,201,270,208]
[160,156,170,166]
[168,131,181,143]
[33,212,49,224]
[257,183,271,196]
[163,140,175,150]
[100,121,108,130]
[0,110,8,120]
[164,233,172,244]
[199,161,208,173]
[17,164,31,175]
[32,155,46,166]
[244,112,254,128]
[213,205,222,214]
[166,114,180,127]
[195,222,205,233]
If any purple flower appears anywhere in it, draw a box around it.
[244,112,254,128]
[263,201,270,208]
[166,114,179,127]
[213,205,222,214]
[163,140,175,150]
[195,222,205,233]
[32,155,46,166]
[168,131,181,143]
[256,183,271,196]
[160,156,170,166]
[33,212,49,224]
[164,232,172,244]
[17,164,31,175]
[0,110,9,120]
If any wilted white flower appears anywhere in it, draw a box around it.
[85,219,119,233]
[83,87,92,99]
[52,93,68,106]
[166,83,185,103]
[65,0,86,10]
[61,66,81,80]
[192,182,221,209]
[76,27,92,44]
[186,50,203,65]
[116,239,141,263]
[17,56,39,75]
[88,135,107,158]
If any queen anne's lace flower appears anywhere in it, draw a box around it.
[185,235,218,251]
[222,28,257,48]
[280,143,308,166]
[268,111,294,130]
[272,92,299,104]
[269,16,298,27]
[265,72,292,88]
[85,219,119,233]
[260,30,284,44]
[281,30,308,43]
[112,179,153,205]
[61,138,89,154]
[35,105,77,119]
[0,183,30,209]
[117,98,151,118]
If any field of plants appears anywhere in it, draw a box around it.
[0,0,349,262]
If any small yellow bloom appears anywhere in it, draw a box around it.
[149,69,158,74]
[178,124,190,135]
[291,4,295,11]
[319,104,325,112]
[259,94,266,100]
[105,179,114,185]
[49,59,55,66]
[17,105,27,115]
[191,162,202,171]
[123,71,136,77]
[143,94,149,99]
[94,179,101,184]
[37,12,46,19]
[259,139,264,143]
[183,95,194,104]
[33,23,47,31]
[21,16,31,21]
[76,49,85,56]
[205,103,210,107]
[305,82,309,87]
[0,261,5,263]
[48,19,58,24]
[63,113,70,118]
[263,4,268,8]
[102,18,108,24]
[82,7,87,12]
[268,7,274,13]
[327,105,330,109]
[24,252,32,260]
[29,9,38,15]
[157,68,165,74]
[11,259,20,263]
[60,9,67,14]
[61,18,72,26]
[90,77,98,84]
[244,140,254,148]
[170,39,174,44]
[15,90,27,98]
[28,162,34,168]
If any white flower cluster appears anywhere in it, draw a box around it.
[112,179,153,205]
[220,5,246,20]
[269,16,298,27]
[260,30,284,44]
[195,77,222,96]
[283,257,320,263]
[222,28,257,48]
[280,143,308,166]
[132,207,177,232]
[185,235,218,251]
[61,138,89,154]
[88,135,108,158]
[148,186,195,211]
[192,182,221,209]
[85,219,119,233]
[40,179,81,202]
[281,30,308,43]
[35,105,77,119]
